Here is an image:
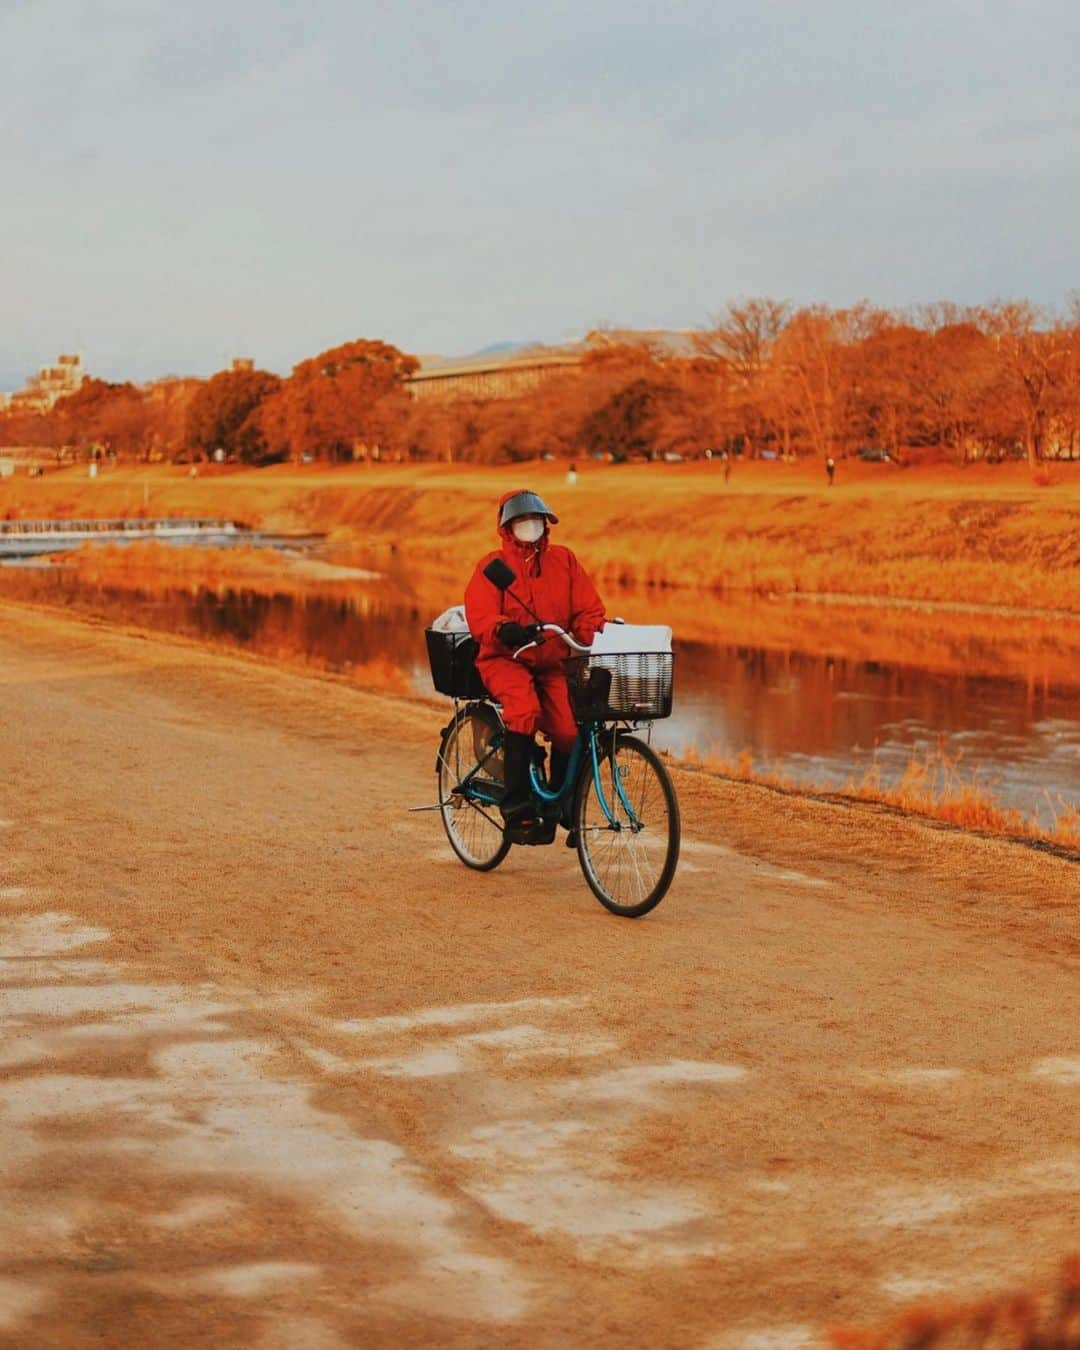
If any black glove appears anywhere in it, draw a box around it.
[498,621,542,649]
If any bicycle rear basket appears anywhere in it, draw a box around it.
[564,652,674,721]
[425,628,488,699]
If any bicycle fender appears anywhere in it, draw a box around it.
[435,721,452,774]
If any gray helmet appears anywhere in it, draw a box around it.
[498,489,559,528]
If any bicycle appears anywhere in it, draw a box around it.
[427,585,680,918]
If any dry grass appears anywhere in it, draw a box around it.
[679,739,1080,852]
[830,1255,1080,1349]
[61,540,292,584]
[851,743,1080,845]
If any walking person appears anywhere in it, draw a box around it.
[826,455,836,487]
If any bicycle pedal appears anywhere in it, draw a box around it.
[505,819,557,847]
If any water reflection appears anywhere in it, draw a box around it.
[666,643,1080,822]
[1,566,1077,823]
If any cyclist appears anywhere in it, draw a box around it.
[464,489,605,834]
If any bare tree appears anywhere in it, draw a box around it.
[696,299,790,457]
[977,302,1072,465]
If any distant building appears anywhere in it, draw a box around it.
[0,445,62,475]
[405,329,699,402]
[407,348,582,401]
[231,357,254,373]
[5,354,86,414]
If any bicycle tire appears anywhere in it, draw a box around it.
[438,705,512,871]
[574,732,679,917]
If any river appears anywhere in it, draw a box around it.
[1,563,1077,826]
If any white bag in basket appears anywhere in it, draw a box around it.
[431,604,469,633]
[590,623,672,655]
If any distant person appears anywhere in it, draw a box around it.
[465,490,605,833]
[826,455,836,487]
[566,462,578,486]
[721,450,731,485]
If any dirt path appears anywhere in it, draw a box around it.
[1,602,1078,1348]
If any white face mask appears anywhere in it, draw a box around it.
[511,517,545,543]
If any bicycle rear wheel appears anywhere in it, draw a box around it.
[438,705,511,871]
[574,732,679,917]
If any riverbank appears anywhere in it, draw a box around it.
[2,565,1078,850]
[1,601,1079,1345]
[3,458,1080,611]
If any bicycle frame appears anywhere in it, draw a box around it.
[451,703,639,831]
[529,721,639,829]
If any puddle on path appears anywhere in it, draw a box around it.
[349,1023,620,1078]
[1032,1056,1080,1085]
[707,1325,819,1350]
[196,1261,323,1297]
[886,1067,964,1086]
[863,1157,1080,1232]
[1,912,110,954]
[334,995,586,1037]
[552,1060,749,1104]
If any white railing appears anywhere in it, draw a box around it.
[0,518,239,537]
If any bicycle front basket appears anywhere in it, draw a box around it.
[564,651,674,721]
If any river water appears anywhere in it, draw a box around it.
[2,564,1077,826]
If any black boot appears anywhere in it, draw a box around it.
[549,748,578,845]
[549,748,573,822]
[500,731,540,826]
[549,748,570,794]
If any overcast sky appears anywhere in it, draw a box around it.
[2,0,1078,389]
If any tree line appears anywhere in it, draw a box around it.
[3,299,1078,467]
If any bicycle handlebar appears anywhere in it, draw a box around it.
[511,622,591,658]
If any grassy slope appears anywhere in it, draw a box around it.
[3,457,1080,611]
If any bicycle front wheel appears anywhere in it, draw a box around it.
[438,705,511,871]
[575,732,679,917]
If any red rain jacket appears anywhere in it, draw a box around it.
[464,491,606,674]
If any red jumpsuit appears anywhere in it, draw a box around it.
[464,495,605,754]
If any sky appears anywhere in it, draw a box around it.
[2,0,1078,389]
